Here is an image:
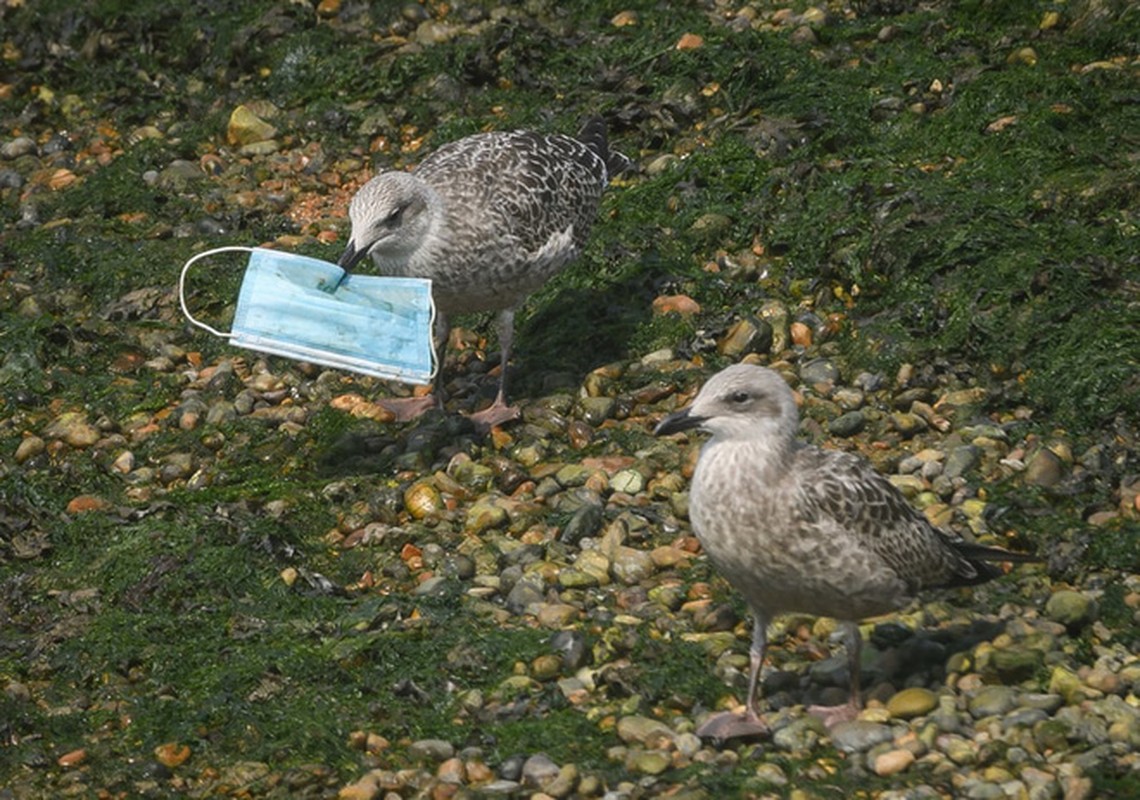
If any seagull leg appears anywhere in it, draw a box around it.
[469,308,522,431]
[696,612,770,741]
[807,620,863,728]
[375,313,448,421]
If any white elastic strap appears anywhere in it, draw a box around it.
[178,246,257,339]
[426,282,439,382]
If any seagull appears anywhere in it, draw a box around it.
[338,118,629,430]
[654,363,1037,741]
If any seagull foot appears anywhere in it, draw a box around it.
[806,700,861,729]
[468,399,521,433]
[377,395,440,422]
[695,710,769,742]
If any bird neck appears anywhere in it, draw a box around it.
[703,429,794,484]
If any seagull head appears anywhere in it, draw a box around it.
[654,364,800,443]
[338,172,435,271]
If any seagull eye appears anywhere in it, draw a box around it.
[729,390,750,404]
[384,204,406,226]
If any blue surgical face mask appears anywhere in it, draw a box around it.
[179,247,436,385]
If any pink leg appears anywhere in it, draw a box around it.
[696,614,771,741]
[468,309,520,431]
[376,394,441,422]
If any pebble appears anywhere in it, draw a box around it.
[772,716,826,752]
[967,685,1018,718]
[407,739,455,762]
[888,687,939,719]
[1024,447,1065,486]
[939,738,975,765]
[991,646,1044,681]
[67,494,112,515]
[57,748,87,768]
[413,576,449,596]
[873,748,916,776]
[227,104,278,146]
[828,410,865,437]
[610,468,645,494]
[14,434,45,463]
[1003,707,1048,730]
[608,546,653,584]
[520,753,560,788]
[758,300,790,352]
[436,757,465,784]
[754,762,788,785]
[718,317,772,357]
[627,748,671,774]
[560,503,606,549]
[800,358,840,387]
[543,763,579,798]
[476,779,523,796]
[1,136,36,159]
[889,474,927,497]
[790,320,812,347]
[1048,665,1091,705]
[153,742,191,768]
[43,412,100,448]
[1045,590,1097,629]
[936,386,988,410]
[828,720,894,753]
[156,159,203,192]
[616,715,674,748]
[464,497,509,534]
[943,445,981,479]
[578,395,616,425]
[1020,693,1065,713]
[832,387,865,410]
[536,603,578,628]
[652,294,701,316]
[891,412,927,437]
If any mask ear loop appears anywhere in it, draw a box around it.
[178,246,257,339]
[425,280,439,383]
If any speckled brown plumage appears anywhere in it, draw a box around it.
[655,363,1037,740]
[340,122,625,313]
[338,118,629,428]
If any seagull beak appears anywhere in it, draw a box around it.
[337,240,368,271]
[654,407,706,436]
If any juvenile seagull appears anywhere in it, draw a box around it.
[655,364,1037,741]
[339,118,629,429]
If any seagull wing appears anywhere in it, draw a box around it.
[791,447,1011,592]
[419,131,606,256]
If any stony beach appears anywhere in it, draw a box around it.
[2,1,1138,798]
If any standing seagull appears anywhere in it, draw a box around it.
[338,118,629,429]
[655,364,1037,741]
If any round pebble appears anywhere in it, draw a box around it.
[1045,590,1097,629]
[887,687,939,719]
[873,748,915,776]
[828,720,894,753]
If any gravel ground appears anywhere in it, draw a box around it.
[2,1,1138,798]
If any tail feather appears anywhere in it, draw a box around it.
[954,541,1042,564]
[938,534,1041,589]
[577,117,632,180]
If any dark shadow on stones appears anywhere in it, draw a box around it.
[497,259,666,403]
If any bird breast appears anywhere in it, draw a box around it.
[689,441,911,621]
